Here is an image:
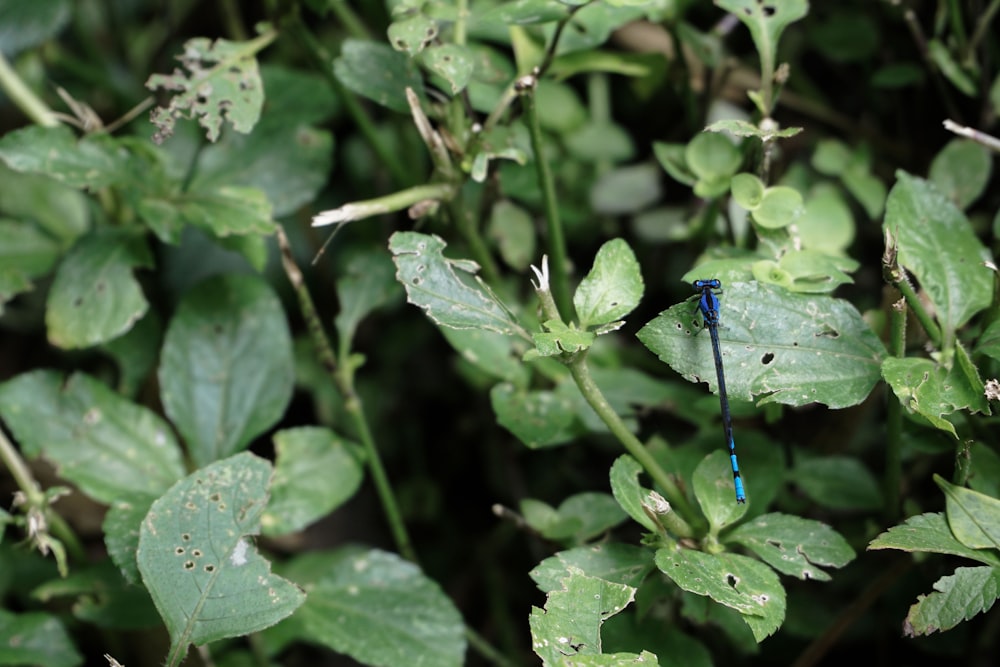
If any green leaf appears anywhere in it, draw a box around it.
[653,142,697,187]
[927,39,977,97]
[654,548,785,641]
[693,451,749,527]
[159,274,294,467]
[779,249,857,293]
[928,139,991,210]
[334,39,425,113]
[752,186,803,229]
[0,162,89,243]
[389,231,522,335]
[138,186,275,243]
[146,36,266,143]
[882,356,988,438]
[421,44,475,94]
[0,0,71,56]
[45,229,151,349]
[935,475,1000,550]
[487,199,536,271]
[637,282,887,408]
[477,0,570,26]
[565,120,636,164]
[795,185,856,255]
[730,173,764,209]
[811,140,852,176]
[686,132,742,181]
[0,125,129,189]
[713,0,808,85]
[442,326,530,385]
[868,512,1000,567]
[334,249,401,351]
[261,427,364,537]
[104,494,158,584]
[791,455,882,511]
[884,172,993,335]
[0,609,82,667]
[728,513,856,581]
[531,319,596,356]
[387,13,438,56]
[185,67,334,209]
[491,383,579,448]
[904,566,1000,636]
[296,547,467,667]
[704,119,802,142]
[574,239,644,329]
[529,568,636,665]
[590,163,662,214]
[522,492,627,543]
[530,543,654,593]
[137,453,305,662]
[33,560,160,630]
[0,219,61,279]
[609,455,659,532]
[0,370,185,504]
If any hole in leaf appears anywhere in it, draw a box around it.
[175,547,185,555]
[412,277,422,286]
[210,493,221,502]
[181,533,191,541]
[183,561,195,571]
[726,573,738,587]
[761,352,774,365]
[204,564,216,573]
[192,549,203,558]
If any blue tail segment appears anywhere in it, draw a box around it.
[692,279,746,504]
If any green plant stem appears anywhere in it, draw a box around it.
[968,0,1000,55]
[884,297,906,522]
[567,356,698,534]
[328,0,372,40]
[0,52,60,127]
[894,277,943,348]
[285,16,413,188]
[451,198,502,286]
[276,228,417,563]
[524,91,573,321]
[0,426,85,563]
[313,183,457,227]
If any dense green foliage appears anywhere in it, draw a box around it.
[1,1,999,666]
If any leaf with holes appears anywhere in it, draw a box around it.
[146,36,267,143]
[637,281,887,408]
[0,370,185,504]
[728,513,856,581]
[529,543,655,594]
[390,231,524,336]
[654,548,785,641]
[529,567,637,665]
[137,452,304,665]
[45,229,152,349]
[159,274,294,468]
[714,0,808,99]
